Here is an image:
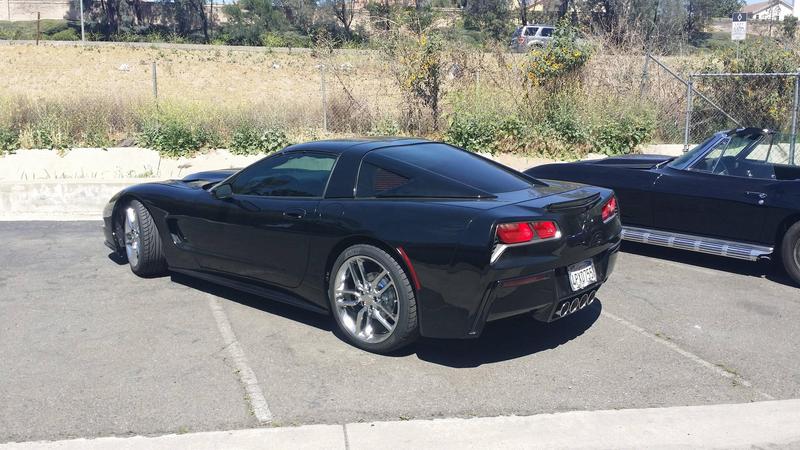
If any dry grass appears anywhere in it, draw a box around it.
[0,42,706,153]
[0,44,394,114]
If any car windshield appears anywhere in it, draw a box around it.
[667,131,765,170]
[667,135,721,170]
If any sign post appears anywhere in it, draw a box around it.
[732,12,747,58]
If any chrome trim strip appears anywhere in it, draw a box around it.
[490,229,563,264]
[621,226,773,261]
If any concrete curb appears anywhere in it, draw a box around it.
[0,179,142,221]
[4,399,800,449]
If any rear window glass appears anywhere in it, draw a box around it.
[370,143,532,194]
[357,164,411,197]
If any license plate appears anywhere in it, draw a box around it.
[568,260,597,291]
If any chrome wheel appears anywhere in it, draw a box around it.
[124,207,140,267]
[794,238,800,268]
[333,255,399,344]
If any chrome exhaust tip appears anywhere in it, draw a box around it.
[587,290,597,305]
[556,302,570,317]
[569,298,580,313]
[579,293,589,309]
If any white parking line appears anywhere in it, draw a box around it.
[207,293,273,424]
[601,309,775,400]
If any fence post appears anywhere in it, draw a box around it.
[684,76,693,152]
[36,12,40,45]
[791,73,800,165]
[639,53,650,98]
[320,65,328,133]
[79,0,85,42]
[151,62,158,104]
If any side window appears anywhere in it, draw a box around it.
[231,153,337,197]
[357,163,411,198]
[540,28,554,37]
[689,135,751,175]
[746,140,796,166]
[525,27,538,36]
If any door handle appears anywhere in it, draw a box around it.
[283,208,306,219]
[744,191,767,205]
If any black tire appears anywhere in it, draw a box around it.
[123,200,167,277]
[780,221,800,286]
[328,244,418,353]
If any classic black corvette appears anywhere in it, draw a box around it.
[525,128,800,286]
[104,139,621,352]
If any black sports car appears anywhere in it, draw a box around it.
[525,128,800,286]
[104,139,621,352]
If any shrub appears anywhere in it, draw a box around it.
[49,29,79,41]
[367,118,402,137]
[138,108,218,157]
[19,110,73,151]
[523,23,592,88]
[229,125,291,155]
[591,114,655,156]
[543,94,588,145]
[386,33,445,132]
[261,31,312,48]
[445,109,525,155]
[0,128,18,155]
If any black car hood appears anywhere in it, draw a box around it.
[582,154,674,169]
[182,169,240,183]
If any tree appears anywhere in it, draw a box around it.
[685,0,744,39]
[464,0,511,40]
[331,0,355,37]
[518,0,528,26]
[222,0,291,45]
[784,15,798,39]
[277,0,319,34]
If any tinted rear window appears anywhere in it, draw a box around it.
[371,143,532,194]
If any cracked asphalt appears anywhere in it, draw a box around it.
[1,221,798,443]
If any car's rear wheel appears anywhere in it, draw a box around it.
[122,200,167,277]
[781,221,800,286]
[329,245,418,353]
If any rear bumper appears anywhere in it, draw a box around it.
[466,241,619,337]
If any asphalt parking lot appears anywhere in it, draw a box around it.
[1,221,799,444]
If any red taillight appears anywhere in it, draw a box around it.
[497,222,534,244]
[533,220,558,239]
[601,196,618,222]
[496,220,560,244]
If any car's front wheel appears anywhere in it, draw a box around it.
[122,199,167,277]
[781,221,800,286]
[328,244,418,353]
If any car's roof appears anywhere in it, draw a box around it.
[283,138,432,156]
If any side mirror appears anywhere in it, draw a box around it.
[212,183,233,200]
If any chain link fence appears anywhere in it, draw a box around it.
[640,53,800,165]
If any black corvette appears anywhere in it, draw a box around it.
[526,128,800,286]
[104,139,621,352]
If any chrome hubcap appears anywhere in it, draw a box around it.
[333,256,399,344]
[123,207,140,267]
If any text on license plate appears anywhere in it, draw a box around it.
[568,260,597,291]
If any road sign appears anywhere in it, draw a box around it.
[732,12,747,41]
